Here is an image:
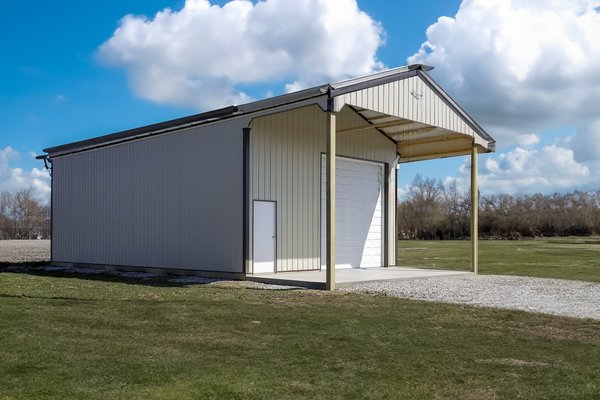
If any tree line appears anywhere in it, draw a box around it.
[0,189,50,239]
[398,175,600,240]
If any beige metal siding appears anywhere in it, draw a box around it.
[249,105,396,272]
[335,75,478,139]
[52,119,245,272]
[250,106,322,272]
[336,109,396,160]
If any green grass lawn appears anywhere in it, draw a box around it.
[398,236,600,282]
[1,271,599,399]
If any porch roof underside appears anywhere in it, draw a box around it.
[340,106,488,163]
[331,69,495,164]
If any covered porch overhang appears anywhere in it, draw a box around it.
[330,64,495,163]
[322,65,495,290]
[340,106,493,163]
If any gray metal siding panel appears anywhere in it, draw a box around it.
[52,119,245,272]
[249,105,396,272]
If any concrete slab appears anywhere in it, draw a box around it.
[247,267,471,289]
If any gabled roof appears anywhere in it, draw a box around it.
[42,64,494,159]
[331,66,495,162]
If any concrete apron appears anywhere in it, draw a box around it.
[247,267,471,290]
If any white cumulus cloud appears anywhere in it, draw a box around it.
[0,147,51,204]
[445,145,592,195]
[98,0,384,110]
[408,0,600,154]
[516,133,540,147]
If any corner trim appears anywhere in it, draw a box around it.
[243,127,251,274]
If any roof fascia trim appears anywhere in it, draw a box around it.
[331,64,433,91]
[331,69,419,98]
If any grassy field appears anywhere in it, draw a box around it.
[399,236,600,282]
[0,271,599,399]
[0,238,599,398]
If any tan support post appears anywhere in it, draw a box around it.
[326,110,336,290]
[470,142,478,274]
[395,161,399,267]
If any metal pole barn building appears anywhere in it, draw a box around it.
[38,65,495,290]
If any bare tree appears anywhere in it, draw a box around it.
[0,192,12,239]
[398,174,444,239]
[439,180,469,239]
[0,188,50,239]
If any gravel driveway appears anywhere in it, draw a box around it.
[343,275,600,320]
[6,259,599,320]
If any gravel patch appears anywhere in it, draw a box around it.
[343,275,600,320]
[241,281,301,290]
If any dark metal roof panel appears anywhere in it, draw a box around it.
[43,106,240,155]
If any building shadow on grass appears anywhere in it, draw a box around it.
[0,262,306,291]
[0,262,231,288]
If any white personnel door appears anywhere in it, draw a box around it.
[321,156,384,269]
[253,201,276,274]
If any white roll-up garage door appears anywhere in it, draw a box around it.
[321,156,384,269]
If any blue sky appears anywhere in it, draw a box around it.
[2,0,599,203]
